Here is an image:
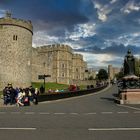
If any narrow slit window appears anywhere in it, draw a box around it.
[13,35,18,41]
[13,35,15,40]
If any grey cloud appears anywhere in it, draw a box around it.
[74,43,140,56]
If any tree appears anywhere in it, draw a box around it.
[115,71,124,80]
[97,69,108,80]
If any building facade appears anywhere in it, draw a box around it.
[0,13,87,89]
[108,65,120,80]
[84,68,96,80]
[32,44,87,84]
[0,12,33,89]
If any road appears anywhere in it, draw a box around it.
[0,85,140,140]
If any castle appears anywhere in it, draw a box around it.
[32,44,87,85]
[0,12,33,89]
[0,13,87,89]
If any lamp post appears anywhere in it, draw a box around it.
[43,62,46,92]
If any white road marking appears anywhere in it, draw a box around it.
[0,128,36,130]
[70,113,79,115]
[134,111,140,114]
[1,111,139,116]
[39,112,50,115]
[54,113,66,115]
[101,112,113,114]
[117,112,129,114]
[85,113,97,115]
[25,112,35,115]
[88,128,140,131]
[11,112,21,114]
[117,104,140,111]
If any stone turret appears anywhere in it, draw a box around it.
[0,12,33,34]
[0,12,33,89]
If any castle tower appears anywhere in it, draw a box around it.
[0,12,33,89]
[108,65,114,80]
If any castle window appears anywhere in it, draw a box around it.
[62,63,65,68]
[13,35,18,41]
[62,73,65,77]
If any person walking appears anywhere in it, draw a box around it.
[33,88,39,105]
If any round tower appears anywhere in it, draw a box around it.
[0,12,33,89]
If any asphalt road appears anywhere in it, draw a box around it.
[0,85,140,140]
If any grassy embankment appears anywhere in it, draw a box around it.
[0,82,86,96]
[32,82,86,91]
[32,82,69,91]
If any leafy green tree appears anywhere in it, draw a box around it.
[97,69,108,80]
[115,71,124,80]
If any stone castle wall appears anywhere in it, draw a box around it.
[0,13,33,89]
[0,13,88,89]
[32,44,87,84]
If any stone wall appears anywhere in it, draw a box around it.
[0,14,33,89]
[31,44,87,84]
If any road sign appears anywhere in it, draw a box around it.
[38,75,44,79]
[38,75,51,79]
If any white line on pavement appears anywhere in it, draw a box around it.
[101,112,113,114]
[117,104,140,111]
[0,128,36,130]
[70,113,79,115]
[11,112,21,114]
[117,112,129,114]
[39,112,50,115]
[84,113,97,115]
[88,128,140,131]
[25,112,35,115]
[134,111,140,114]
[54,113,66,115]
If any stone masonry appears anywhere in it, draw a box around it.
[32,44,87,84]
[0,12,33,89]
[0,13,87,89]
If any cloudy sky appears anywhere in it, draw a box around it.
[0,0,140,70]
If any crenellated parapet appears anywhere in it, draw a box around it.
[72,53,83,60]
[36,44,73,54]
[0,12,33,34]
[0,12,33,89]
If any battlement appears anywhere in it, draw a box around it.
[72,53,83,60]
[37,44,73,53]
[0,13,33,34]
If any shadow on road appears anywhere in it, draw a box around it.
[100,93,119,102]
[100,97,115,102]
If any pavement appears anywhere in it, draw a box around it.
[0,98,17,107]
[0,98,4,106]
[0,85,140,140]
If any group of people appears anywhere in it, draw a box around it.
[3,83,39,106]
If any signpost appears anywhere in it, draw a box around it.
[38,74,51,93]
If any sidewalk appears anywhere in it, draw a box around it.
[0,98,4,107]
[0,98,16,107]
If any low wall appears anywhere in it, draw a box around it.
[120,89,140,104]
[38,85,108,102]
[72,80,96,86]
